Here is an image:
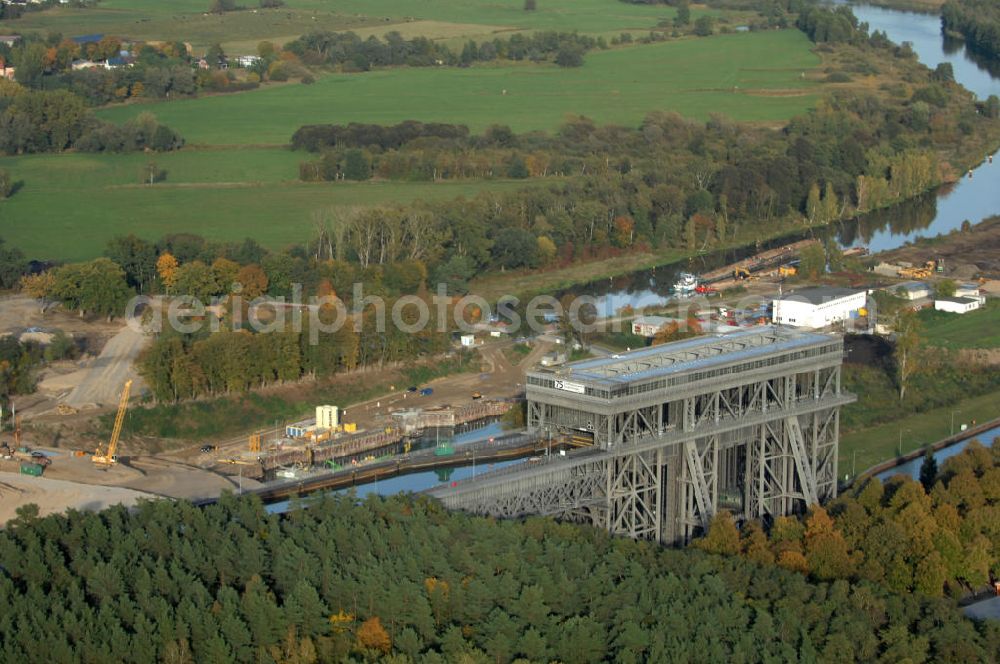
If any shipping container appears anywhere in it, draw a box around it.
[20,462,43,477]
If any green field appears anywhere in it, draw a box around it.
[0,149,534,261]
[8,0,681,51]
[918,299,1000,349]
[97,30,821,145]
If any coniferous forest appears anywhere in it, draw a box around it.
[1,450,999,664]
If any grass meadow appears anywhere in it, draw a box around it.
[9,0,681,51]
[0,149,536,261]
[3,29,822,262]
[918,299,1000,349]
[97,30,821,145]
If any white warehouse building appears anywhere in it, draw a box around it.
[772,287,867,329]
[934,296,981,314]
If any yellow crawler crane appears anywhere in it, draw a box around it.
[92,380,132,467]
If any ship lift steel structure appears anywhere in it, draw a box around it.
[428,326,854,545]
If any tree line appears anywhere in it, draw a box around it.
[283,29,601,72]
[0,0,98,21]
[0,487,995,662]
[942,0,1000,62]
[137,298,452,402]
[0,83,183,154]
[695,440,1000,601]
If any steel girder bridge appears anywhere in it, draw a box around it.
[426,326,855,545]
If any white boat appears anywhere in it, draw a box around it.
[673,272,699,294]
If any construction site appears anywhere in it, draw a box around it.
[213,399,515,482]
[0,235,915,525]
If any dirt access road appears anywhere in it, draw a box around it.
[0,294,150,411]
[60,318,147,408]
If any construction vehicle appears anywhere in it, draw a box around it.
[777,265,797,278]
[733,267,751,281]
[220,458,260,466]
[694,284,719,295]
[92,380,131,468]
[898,265,931,279]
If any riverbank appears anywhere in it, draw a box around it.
[858,415,1000,483]
[878,214,1000,281]
[840,387,1000,476]
[848,0,944,13]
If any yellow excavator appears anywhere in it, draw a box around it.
[92,380,131,468]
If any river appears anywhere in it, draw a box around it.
[839,3,1000,252]
[565,3,1000,311]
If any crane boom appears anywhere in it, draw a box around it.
[93,380,132,467]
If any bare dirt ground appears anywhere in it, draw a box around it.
[1,294,148,412]
[879,216,1000,281]
[59,320,147,408]
[0,295,119,352]
[0,472,153,525]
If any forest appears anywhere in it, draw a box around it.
[0,443,997,663]
[942,0,1000,62]
[695,441,1000,600]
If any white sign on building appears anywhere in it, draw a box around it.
[554,380,586,394]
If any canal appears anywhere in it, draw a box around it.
[875,424,1000,482]
[265,421,522,512]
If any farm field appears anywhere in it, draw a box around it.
[97,30,822,145]
[6,0,680,51]
[0,149,537,261]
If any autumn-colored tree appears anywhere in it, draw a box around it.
[157,252,179,293]
[652,316,701,346]
[694,511,740,556]
[537,235,557,265]
[211,257,240,292]
[612,215,634,248]
[776,550,809,574]
[19,272,55,310]
[355,616,391,655]
[769,515,805,556]
[235,264,269,299]
[740,521,774,566]
[651,322,680,346]
[803,506,855,580]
